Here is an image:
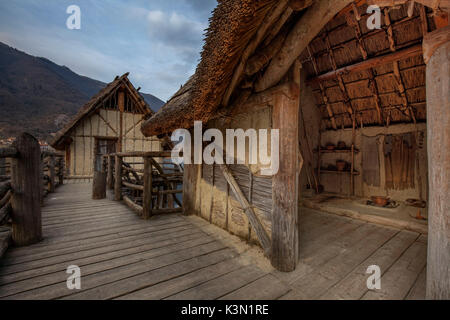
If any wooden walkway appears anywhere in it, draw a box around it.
[0,183,427,300]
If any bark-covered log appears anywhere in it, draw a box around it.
[255,0,353,92]
[10,133,42,246]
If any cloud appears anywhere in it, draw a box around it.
[147,10,205,47]
[182,0,217,18]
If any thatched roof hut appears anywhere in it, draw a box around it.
[142,0,447,136]
[140,0,449,297]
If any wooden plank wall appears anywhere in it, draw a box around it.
[200,164,273,245]
[192,102,275,246]
[68,108,162,176]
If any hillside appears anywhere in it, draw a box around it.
[0,42,165,140]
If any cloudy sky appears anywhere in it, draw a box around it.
[0,0,217,101]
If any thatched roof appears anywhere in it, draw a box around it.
[142,0,435,136]
[50,73,152,150]
[142,0,278,136]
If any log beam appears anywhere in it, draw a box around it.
[218,163,271,256]
[255,0,354,92]
[307,44,423,84]
[306,46,338,129]
[271,82,300,272]
[424,25,450,299]
[288,0,314,11]
[142,157,153,219]
[222,0,289,106]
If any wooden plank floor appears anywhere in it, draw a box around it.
[0,183,427,300]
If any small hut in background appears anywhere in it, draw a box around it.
[141,0,449,298]
[51,73,163,178]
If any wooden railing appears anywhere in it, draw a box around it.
[41,151,65,199]
[92,151,183,219]
[0,133,65,250]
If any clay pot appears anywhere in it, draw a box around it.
[336,160,346,171]
[371,196,389,207]
[326,144,335,150]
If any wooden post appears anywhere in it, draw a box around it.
[114,155,123,201]
[57,158,64,186]
[48,155,55,193]
[10,133,42,246]
[142,156,153,219]
[424,26,450,300]
[92,156,106,200]
[182,134,198,215]
[107,155,114,190]
[271,83,300,272]
[118,90,125,152]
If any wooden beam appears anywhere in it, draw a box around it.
[96,111,118,135]
[271,84,300,272]
[423,24,450,63]
[288,0,314,11]
[324,30,354,117]
[218,163,271,255]
[424,25,450,299]
[142,157,153,219]
[263,8,293,46]
[306,46,338,129]
[368,0,450,10]
[384,8,417,123]
[307,44,423,83]
[118,90,125,152]
[123,195,143,215]
[107,155,114,190]
[419,4,429,36]
[346,10,384,124]
[222,0,289,106]
[246,29,288,77]
[255,0,354,92]
[114,155,123,201]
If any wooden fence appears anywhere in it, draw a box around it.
[0,133,64,253]
[92,151,183,219]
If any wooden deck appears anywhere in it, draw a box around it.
[0,183,427,300]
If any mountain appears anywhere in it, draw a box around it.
[0,42,165,140]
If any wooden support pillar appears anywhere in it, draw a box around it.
[271,83,300,272]
[424,25,450,300]
[48,155,55,193]
[183,164,199,216]
[118,90,125,152]
[107,155,114,190]
[92,156,106,200]
[10,133,42,246]
[142,156,153,219]
[114,156,123,201]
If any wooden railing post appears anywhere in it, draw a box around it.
[10,133,42,246]
[142,156,153,219]
[114,155,123,201]
[48,155,55,193]
[58,157,64,186]
[92,155,106,200]
[107,155,114,190]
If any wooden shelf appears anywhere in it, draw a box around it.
[318,169,360,175]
